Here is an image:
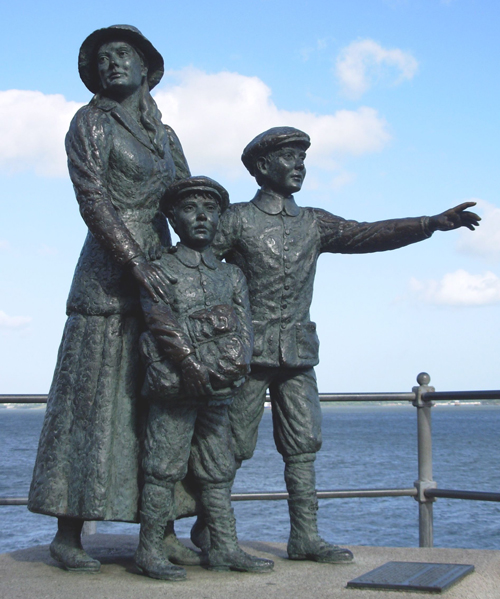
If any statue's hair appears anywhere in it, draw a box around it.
[137,80,169,158]
[254,155,270,186]
[253,149,282,186]
[131,48,168,158]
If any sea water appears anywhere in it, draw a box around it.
[0,403,499,554]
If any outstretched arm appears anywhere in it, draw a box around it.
[428,202,481,232]
[317,201,480,255]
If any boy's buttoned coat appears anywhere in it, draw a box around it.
[139,244,253,492]
[213,189,431,369]
[212,189,432,461]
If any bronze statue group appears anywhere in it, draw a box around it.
[28,25,480,581]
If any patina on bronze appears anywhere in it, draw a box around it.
[28,25,195,573]
[134,176,273,579]
[195,126,481,563]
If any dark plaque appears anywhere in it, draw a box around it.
[347,561,474,593]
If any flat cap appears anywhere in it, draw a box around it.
[241,126,310,175]
[163,176,230,214]
[79,25,164,94]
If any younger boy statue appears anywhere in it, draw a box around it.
[134,176,274,580]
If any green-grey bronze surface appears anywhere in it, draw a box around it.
[28,25,192,573]
[135,176,273,579]
[209,126,480,563]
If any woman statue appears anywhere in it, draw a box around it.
[28,25,196,574]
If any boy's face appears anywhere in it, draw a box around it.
[256,143,307,196]
[171,194,220,251]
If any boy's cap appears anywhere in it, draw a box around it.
[241,127,311,176]
[79,24,164,94]
[163,176,230,213]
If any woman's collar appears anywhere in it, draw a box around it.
[91,94,156,152]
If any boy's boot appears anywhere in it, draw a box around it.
[285,458,354,563]
[134,483,187,581]
[163,520,205,565]
[190,514,211,554]
[190,458,243,553]
[202,485,274,573]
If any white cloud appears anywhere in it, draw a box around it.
[410,269,500,306]
[335,39,418,99]
[0,240,10,250]
[0,70,391,181]
[155,68,391,177]
[0,310,32,329]
[0,90,83,177]
[457,199,500,261]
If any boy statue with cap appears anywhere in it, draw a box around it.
[134,176,274,580]
[196,126,480,563]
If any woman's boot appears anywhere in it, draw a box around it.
[50,516,100,572]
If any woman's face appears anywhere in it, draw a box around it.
[97,41,147,99]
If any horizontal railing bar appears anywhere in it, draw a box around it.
[315,488,418,499]
[425,489,500,502]
[4,489,499,505]
[422,390,500,401]
[1,488,418,507]
[2,392,500,405]
[0,395,48,404]
[1,394,417,404]
[0,497,29,505]
[319,393,415,402]
[225,488,418,501]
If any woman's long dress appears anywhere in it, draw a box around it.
[28,94,190,522]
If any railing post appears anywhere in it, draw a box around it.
[412,372,437,548]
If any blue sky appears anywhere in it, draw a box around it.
[1,0,499,393]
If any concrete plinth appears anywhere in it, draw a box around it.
[0,534,498,599]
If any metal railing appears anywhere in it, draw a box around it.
[1,372,499,548]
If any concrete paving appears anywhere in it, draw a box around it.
[0,534,498,599]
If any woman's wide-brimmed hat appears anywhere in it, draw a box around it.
[78,24,164,94]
